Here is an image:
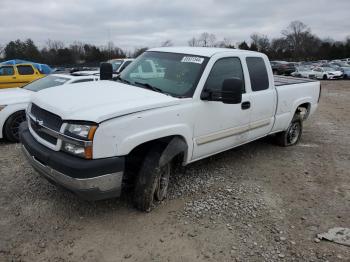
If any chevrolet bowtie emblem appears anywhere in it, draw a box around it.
[35,119,44,126]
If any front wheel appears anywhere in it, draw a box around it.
[134,146,172,212]
[276,115,303,147]
[4,111,26,142]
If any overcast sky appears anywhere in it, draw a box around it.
[1,0,349,50]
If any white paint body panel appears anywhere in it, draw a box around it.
[0,75,98,139]
[28,47,321,164]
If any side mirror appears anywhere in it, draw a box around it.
[221,78,243,104]
[100,62,113,80]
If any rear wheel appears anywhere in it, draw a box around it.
[276,114,303,147]
[134,146,172,212]
[4,111,26,142]
[323,74,327,80]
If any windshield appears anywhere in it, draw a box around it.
[324,67,336,72]
[109,60,123,72]
[298,66,309,71]
[119,51,209,98]
[23,75,70,92]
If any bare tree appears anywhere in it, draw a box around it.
[0,44,4,57]
[70,41,85,63]
[250,33,270,53]
[281,21,320,59]
[223,37,235,48]
[46,39,64,51]
[198,32,216,47]
[161,40,173,47]
[188,37,198,47]
[216,38,235,48]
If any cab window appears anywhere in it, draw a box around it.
[246,57,269,91]
[204,57,245,92]
[17,65,35,75]
[0,66,15,76]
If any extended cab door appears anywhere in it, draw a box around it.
[192,56,251,160]
[245,57,276,140]
[0,65,18,89]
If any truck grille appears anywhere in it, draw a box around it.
[30,104,63,145]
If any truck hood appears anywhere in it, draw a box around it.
[31,80,181,123]
[0,88,33,105]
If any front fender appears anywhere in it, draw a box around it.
[118,124,192,161]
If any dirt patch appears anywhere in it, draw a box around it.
[1,80,349,261]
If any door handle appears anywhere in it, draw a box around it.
[241,101,251,110]
[12,76,16,79]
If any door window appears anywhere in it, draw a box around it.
[17,65,35,75]
[0,66,15,76]
[204,57,245,92]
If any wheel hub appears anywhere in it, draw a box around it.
[287,122,300,144]
[155,164,171,201]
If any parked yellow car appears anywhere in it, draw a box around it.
[0,63,46,89]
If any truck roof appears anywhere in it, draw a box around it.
[148,47,262,57]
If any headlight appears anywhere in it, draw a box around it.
[65,124,96,140]
[329,73,334,75]
[62,123,97,159]
[0,105,7,111]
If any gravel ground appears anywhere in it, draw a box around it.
[0,80,349,262]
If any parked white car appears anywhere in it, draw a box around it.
[313,67,343,80]
[291,66,316,78]
[0,74,98,142]
[71,59,135,77]
[20,47,320,211]
[329,62,350,79]
[108,58,134,74]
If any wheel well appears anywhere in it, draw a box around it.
[295,103,311,120]
[124,135,187,183]
[2,110,25,139]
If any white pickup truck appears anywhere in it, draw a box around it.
[20,47,321,211]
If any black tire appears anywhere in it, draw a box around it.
[344,74,348,79]
[4,111,26,142]
[276,114,303,147]
[134,146,172,212]
[323,75,327,80]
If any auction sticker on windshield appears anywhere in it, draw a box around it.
[181,56,204,64]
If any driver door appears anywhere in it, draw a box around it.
[192,57,251,160]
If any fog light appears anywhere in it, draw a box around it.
[62,142,85,158]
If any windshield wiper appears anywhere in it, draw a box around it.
[115,75,131,85]
[134,81,165,94]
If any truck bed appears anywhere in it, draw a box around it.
[274,75,316,87]
[271,75,320,133]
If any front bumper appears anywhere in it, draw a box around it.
[328,75,343,79]
[20,123,125,200]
